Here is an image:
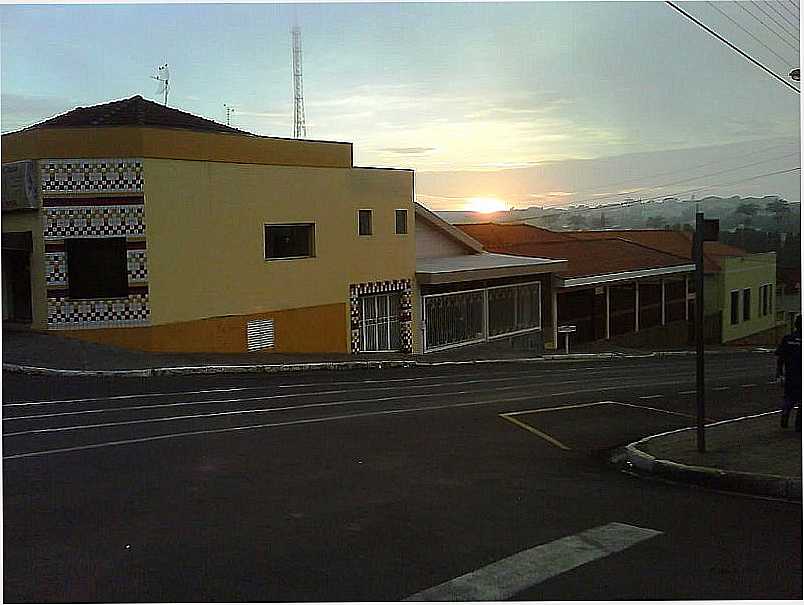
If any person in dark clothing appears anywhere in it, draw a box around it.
[776,314,802,430]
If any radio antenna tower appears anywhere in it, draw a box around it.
[291,26,307,138]
[151,64,170,106]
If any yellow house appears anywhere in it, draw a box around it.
[1,96,415,354]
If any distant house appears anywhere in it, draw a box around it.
[1,96,416,354]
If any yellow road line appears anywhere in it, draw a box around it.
[499,414,571,450]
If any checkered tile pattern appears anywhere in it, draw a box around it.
[47,294,150,329]
[127,250,148,283]
[44,205,145,239]
[40,159,144,194]
[45,253,69,287]
[349,279,413,354]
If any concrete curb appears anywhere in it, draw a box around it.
[619,420,802,501]
[1,348,772,378]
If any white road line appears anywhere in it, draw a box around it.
[4,376,596,423]
[404,522,662,601]
[2,375,765,457]
[741,384,757,388]
[638,394,663,400]
[679,390,696,395]
[3,368,607,408]
[712,386,730,391]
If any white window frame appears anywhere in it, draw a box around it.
[263,222,316,261]
[357,209,373,237]
[358,292,402,352]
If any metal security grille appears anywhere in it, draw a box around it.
[247,319,275,351]
[423,289,485,351]
[423,281,542,352]
[359,293,401,352]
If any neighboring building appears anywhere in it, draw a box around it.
[459,224,696,347]
[1,96,416,354]
[414,206,567,352]
[564,230,778,344]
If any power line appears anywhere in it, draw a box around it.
[665,1,800,93]
[494,166,801,223]
[764,0,802,37]
[707,2,798,67]
[748,0,800,43]
[777,1,801,23]
[736,1,800,51]
[788,0,800,13]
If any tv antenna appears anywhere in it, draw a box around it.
[224,104,235,127]
[151,63,170,106]
[291,26,307,138]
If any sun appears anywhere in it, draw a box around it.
[468,196,507,214]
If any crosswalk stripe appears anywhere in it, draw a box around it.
[404,522,662,601]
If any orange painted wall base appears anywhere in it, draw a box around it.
[59,303,349,353]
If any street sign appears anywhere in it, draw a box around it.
[557,325,577,333]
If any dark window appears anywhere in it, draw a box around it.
[730,291,740,325]
[743,288,751,321]
[395,209,408,234]
[65,238,128,299]
[265,224,315,259]
[358,210,373,236]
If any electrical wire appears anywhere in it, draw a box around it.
[492,166,801,223]
[708,2,798,67]
[665,1,800,93]
[789,0,800,13]
[764,0,802,37]
[736,1,800,51]
[748,0,800,42]
[778,0,801,21]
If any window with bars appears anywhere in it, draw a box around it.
[359,293,401,352]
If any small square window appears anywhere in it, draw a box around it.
[358,209,373,236]
[395,209,408,234]
[65,238,128,299]
[265,224,315,259]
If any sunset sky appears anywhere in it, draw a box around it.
[1,1,800,210]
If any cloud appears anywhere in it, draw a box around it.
[379,147,436,155]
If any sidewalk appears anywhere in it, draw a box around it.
[621,412,802,501]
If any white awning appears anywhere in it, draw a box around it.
[416,252,567,285]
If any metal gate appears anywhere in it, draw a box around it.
[359,293,402,352]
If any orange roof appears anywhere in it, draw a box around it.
[457,223,573,246]
[566,229,746,271]
[484,238,691,279]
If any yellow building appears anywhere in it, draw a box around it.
[1,96,415,354]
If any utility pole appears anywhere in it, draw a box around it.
[693,211,719,452]
[291,26,307,138]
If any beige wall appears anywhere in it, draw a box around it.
[415,219,471,258]
[720,253,777,343]
[144,159,415,348]
[1,210,47,328]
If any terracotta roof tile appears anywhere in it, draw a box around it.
[483,238,692,279]
[25,95,252,136]
[457,223,573,246]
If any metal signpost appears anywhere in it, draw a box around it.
[693,212,719,453]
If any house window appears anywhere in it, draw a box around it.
[743,288,751,321]
[760,284,774,317]
[395,209,408,234]
[264,224,315,259]
[358,209,373,236]
[730,290,740,325]
[65,238,128,299]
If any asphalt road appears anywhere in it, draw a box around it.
[3,353,802,601]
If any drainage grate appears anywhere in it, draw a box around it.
[247,319,275,351]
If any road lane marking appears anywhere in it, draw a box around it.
[741,384,757,388]
[679,390,696,395]
[2,376,766,458]
[638,394,663,400]
[712,386,730,391]
[403,522,663,601]
[499,414,571,450]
